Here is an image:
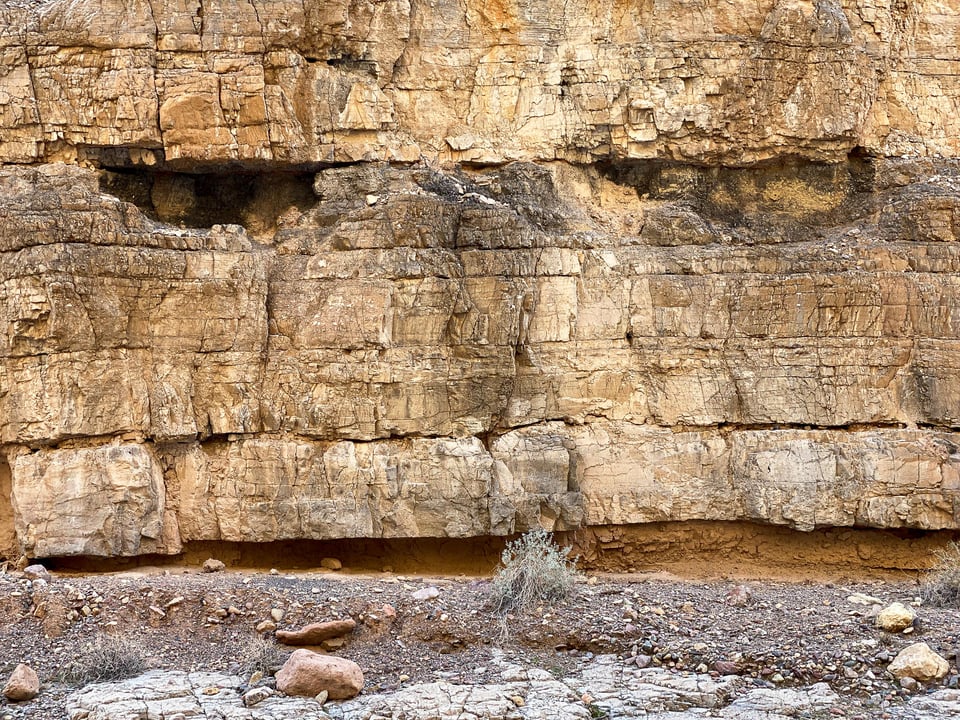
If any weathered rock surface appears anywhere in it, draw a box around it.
[275,649,364,700]
[911,689,960,719]
[2,663,40,702]
[11,444,178,558]
[276,619,357,646]
[2,0,960,558]
[3,0,960,167]
[888,642,950,682]
[65,670,329,719]
[876,602,917,633]
[60,658,960,720]
[63,661,838,720]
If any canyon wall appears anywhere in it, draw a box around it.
[1,0,960,559]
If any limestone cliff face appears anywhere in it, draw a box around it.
[1,0,960,559]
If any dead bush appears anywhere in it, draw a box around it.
[489,529,579,614]
[238,634,288,678]
[59,634,146,685]
[921,541,960,607]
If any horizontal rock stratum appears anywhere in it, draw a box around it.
[1,0,960,559]
[3,0,960,166]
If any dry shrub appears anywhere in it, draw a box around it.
[238,634,288,677]
[489,529,579,614]
[921,541,960,607]
[59,634,146,685]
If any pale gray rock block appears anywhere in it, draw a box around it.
[66,671,330,720]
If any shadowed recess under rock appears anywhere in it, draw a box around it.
[38,522,960,581]
[597,154,878,237]
[98,169,317,239]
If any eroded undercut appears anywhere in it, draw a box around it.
[98,168,317,240]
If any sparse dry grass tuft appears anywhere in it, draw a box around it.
[238,634,288,678]
[59,634,146,685]
[489,529,579,615]
[921,541,960,608]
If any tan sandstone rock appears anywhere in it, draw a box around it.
[276,649,364,699]
[3,0,960,167]
[2,1,960,560]
[876,603,917,633]
[10,444,178,558]
[888,643,950,683]
[3,663,40,702]
[202,558,226,573]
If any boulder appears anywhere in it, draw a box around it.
[724,585,752,607]
[411,587,440,601]
[22,564,51,582]
[276,619,357,646]
[276,649,364,700]
[876,602,916,633]
[3,663,40,701]
[202,558,226,573]
[888,643,950,682]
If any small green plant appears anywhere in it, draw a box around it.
[59,634,146,685]
[489,529,579,614]
[921,541,960,607]
[587,703,611,719]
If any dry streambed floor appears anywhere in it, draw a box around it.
[0,564,958,719]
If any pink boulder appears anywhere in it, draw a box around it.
[276,649,364,700]
[3,664,40,701]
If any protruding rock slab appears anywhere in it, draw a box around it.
[275,649,364,700]
[276,619,357,646]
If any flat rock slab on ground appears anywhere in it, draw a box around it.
[63,659,960,720]
[327,657,839,720]
[66,670,329,720]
